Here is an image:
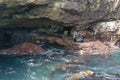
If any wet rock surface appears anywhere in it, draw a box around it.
[68,40,120,55]
[0,43,45,55]
[67,70,94,80]
[49,53,120,80]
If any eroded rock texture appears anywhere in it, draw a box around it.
[1,0,120,55]
[0,0,120,28]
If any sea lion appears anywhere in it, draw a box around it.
[74,36,84,42]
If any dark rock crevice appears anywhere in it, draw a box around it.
[4,17,68,28]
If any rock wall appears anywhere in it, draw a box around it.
[1,0,120,55]
[0,0,120,28]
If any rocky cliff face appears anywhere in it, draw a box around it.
[1,0,120,55]
[0,0,120,28]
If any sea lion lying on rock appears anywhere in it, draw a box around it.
[74,36,84,42]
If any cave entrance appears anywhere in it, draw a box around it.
[33,26,73,37]
[0,28,34,49]
[0,26,73,49]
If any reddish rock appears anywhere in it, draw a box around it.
[68,40,119,55]
[0,43,45,55]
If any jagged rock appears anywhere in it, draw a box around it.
[93,21,119,33]
[0,43,45,55]
[115,39,120,48]
[93,20,120,40]
[0,0,120,28]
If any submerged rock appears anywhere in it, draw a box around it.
[0,43,45,55]
[68,72,120,80]
[68,70,94,80]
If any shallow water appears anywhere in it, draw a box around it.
[0,44,120,80]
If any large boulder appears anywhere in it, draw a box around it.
[0,43,45,55]
[0,0,120,28]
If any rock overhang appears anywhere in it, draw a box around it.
[0,0,120,28]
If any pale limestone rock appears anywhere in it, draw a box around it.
[68,70,94,80]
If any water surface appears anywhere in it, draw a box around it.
[0,44,120,80]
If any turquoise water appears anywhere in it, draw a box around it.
[0,45,120,80]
